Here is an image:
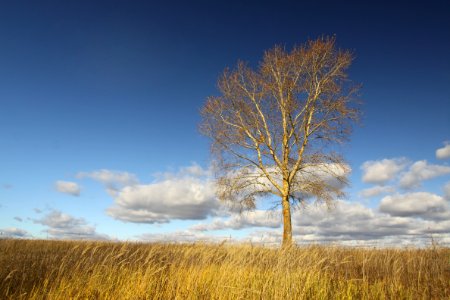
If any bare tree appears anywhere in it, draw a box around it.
[200,37,360,247]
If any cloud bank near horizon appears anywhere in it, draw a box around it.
[9,142,450,247]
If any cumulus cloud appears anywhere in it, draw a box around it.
[77,169,138,186]
[359,186,395,198]
[218,162,350,209]
[0,227,29,238]
[191,210,281,231]
[136,206,450,247]
[55,180,81,196]
[294,163,350,197]
[34,210,109,240]
[292,201,414,241]
[436,142,450,160]
[77,169,139,196]
[178,163,211,177]
[70,161,450,246]
[361,158,408,184]
[399,160,450,189]
[380,192,450,220]
[104,162,350,225]
[107,173,219,224]
[184,198,450,247]
[138,230,230,243]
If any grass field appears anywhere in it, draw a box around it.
[0,239,449,299]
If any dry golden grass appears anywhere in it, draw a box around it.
[0,239,448,299]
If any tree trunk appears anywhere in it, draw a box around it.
[281,194,292,248]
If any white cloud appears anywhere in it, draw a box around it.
[77,169,138,196]
[67,161,450,246]
[35,210,85,228]
[359,186,395,198]
[218,162,350,209]
[179,163,211,177]
[105,162,351,224]
[191,210,281,231]
[34,210,109,240]
[361,158,407,184]
[294,163,350,197]
[292,201,413,241]
[55,180,81,196]
[138,230,231,243]
[399,160,450,189]
[0,227,29,238]
[436,142,450,160]
[77,169,138,186]
[184,199,450,247]
[380,192,449,220]
[107,166,219,223]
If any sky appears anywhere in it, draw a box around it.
[1,0,449,247]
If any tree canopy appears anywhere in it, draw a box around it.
[201,37,360,246]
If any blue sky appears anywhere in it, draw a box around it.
[1,0,449,246]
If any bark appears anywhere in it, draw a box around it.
[281,194,292,247]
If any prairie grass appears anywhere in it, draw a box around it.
[0,239,448,299]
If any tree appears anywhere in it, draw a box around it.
[200,37,360,247]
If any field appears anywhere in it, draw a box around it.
[0,239,449,299]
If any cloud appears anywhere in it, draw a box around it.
[138,230,231,243]
[2,184,12,189]
[359,186,395,198]
[379,192,450,220]
[299,205,447,246]
[14,216,23,222]
[70,161,450,246]
[294,163,350,197]
[191,210,281,231]
[77,169,138,186]
[217,162,350,210]
[178,163,211,177]
[105,162,349,225]
[77,169,139,196]
[35,210,85,228]
[436,142,450,160]
[34,210,109,240]
[107,171,219,223]
[361,156,450,190]
[399,160,450,189]
[0,227,29,238]
[33,208,42,214]
[55,180,81,196]
[444,182,450,200]
[361,158,407,184]
[185,198,450,247]
[292,201,414,241]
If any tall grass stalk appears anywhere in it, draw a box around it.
[1,239,448,299]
